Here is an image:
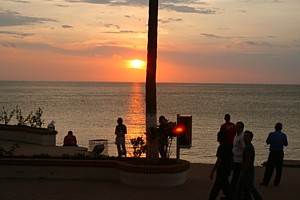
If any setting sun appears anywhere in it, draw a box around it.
[127,59,146,69]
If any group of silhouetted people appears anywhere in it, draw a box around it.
[59,113,289,199]
[208,114,288,200]
[113,116,174,158]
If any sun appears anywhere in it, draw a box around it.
[127,59,146,69]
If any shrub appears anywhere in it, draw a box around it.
[0,106,45,128]
[130,136,146,158]
[0,143,20,157]
[0,107,15,125]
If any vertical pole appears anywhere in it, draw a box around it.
[176,114,180,162]
[145,0,159,161]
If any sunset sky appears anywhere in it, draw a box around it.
[1,0,299,84]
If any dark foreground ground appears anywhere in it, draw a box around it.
[1,163,299,200]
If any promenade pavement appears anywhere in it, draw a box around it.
[1,163,299,200]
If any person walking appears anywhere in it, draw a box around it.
[209,131,233,200]
[231,121,245,191]
[231,121,251,200]
[115,117,127,157]
[260,122,288,186]
[234,131,263,200]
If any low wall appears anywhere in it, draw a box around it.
[0,158,190,187]
[0,159,119,180]
[118,160,190,187]
[0,125,57,146]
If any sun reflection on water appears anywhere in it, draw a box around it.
[125,83,146,144]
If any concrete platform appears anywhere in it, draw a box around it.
[1,163,300,200]
[0,140,88,157]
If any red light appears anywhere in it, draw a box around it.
[172,125,186,135]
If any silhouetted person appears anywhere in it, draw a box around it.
[209,131,233,200]
[260,123,288,186]
[158,115,170,159]
[234,131,262,200]
[63,130,77,146]
[231,121,251,200]
[115,117,127,157]
[220,114,236,148]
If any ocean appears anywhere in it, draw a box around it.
[0,81,299,165]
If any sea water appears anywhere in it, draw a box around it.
[0,81,299,165]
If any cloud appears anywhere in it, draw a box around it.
[65,0,217,15]
[1,42,16,48]
[0,30,34,38]
[0,10,57,27]
[201,33,277,40]
[123,15,142,22]
[107,0,148,7]
[103,30,140,34]
[55,4,71,8]
[62,25,73,28]
[159,18,182,24]
[103,23,120,29]
[244,40,272,47]
[8,0,30,3]
[238,0,282,3]
[201,33,227,39]
[160,4,217,14]
[100,21,144,34]
[3,40,144,59]
[163,0,206,4]
[66,0,120,5]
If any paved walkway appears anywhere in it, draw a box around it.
[1,140,299,199]
[1,163,300,200]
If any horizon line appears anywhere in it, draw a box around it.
[0,79,299,86]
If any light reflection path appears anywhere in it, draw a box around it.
[125,83,146,157]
